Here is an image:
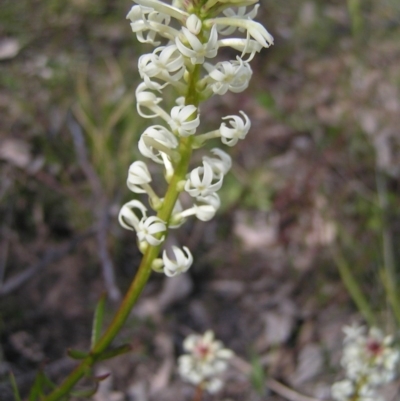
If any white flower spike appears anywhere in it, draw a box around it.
[121,0,273,287]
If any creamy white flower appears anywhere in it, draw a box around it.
[219,110,251,146]
[332,324,400,401]
[168,104,200,137]
[331,380,354,401]
[178,193,220,222]
[135,82,167,119]
[186,14,202,35]
[127,161,152,193]
[118,200,148,231]
[162,245,193,276]
[217,37,263,61]
[137,215,166,245]
[138,45,186,89]
[206,18,273,49]
[202,148,232,175]
[161,152,174,181]
[185,160,223,197]
[178,330,233,393]
[139,125,178,163]
[218,5,260,35]
[134,0,188,23]
[127,5,177,45]
[168,199,186,228]
[204,58,252,95]
[176,25,218,64]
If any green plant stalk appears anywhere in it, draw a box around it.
[347,0,363,37]
[42,65,201,401]
[376,171,400,326]
[333,250,375,326]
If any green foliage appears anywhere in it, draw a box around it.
[73,58,142,197]
[67,349,89,360]
[347,0,364,37]
[28,371,56,401]
[249,353,266,395]
[91,293,107,349]
[9,372,22,401]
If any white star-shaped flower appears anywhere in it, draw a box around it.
[185,160,223,197]
[176,25,218,64]
[162,245,193,277]
[168,104,200,137]
[219,110,251,146]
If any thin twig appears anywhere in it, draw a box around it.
[67,112,121,302]
[0,229,95,297]
[232,356,328,401]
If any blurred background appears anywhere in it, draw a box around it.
[1,0,400,400]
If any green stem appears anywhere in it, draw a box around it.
[376,171,400,326]
[42,65,202,401]
[333,250,375,327]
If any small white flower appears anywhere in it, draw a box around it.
[139,45,186,89]
[218,5,260,35]
[118,200,148,231]
[185,160,223,197]
[219,110,251,146]
[137,215,166,245]
[333,324,400,401]
[135,82,166,118]
[127,5,172,46]
[162,245,193,276]
[218,37,263,62]
[206,18,273,49]
[331,380,354,401]
[186,14,202,35]
[134,0,188,23]
[204,58,252,95]
[178,193,221,222]
[139,125,178,163]
[127,161,152,193]
[178,330,233,393]
[203,148,232,175]
[176,25,218,64]
[169,104,200,137]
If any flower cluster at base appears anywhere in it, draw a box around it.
[119,0,273,277]
[178,330,233,393]
[331,324,399,401]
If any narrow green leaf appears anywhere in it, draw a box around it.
[91,293,106,349]
[249,354,265,395]
[28,370,56,401]
[96,344,132,362]
[67,348,89,360]
[29,371,45,401]
[9,372,22,401]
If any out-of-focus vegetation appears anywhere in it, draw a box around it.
[1,0,400,400]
